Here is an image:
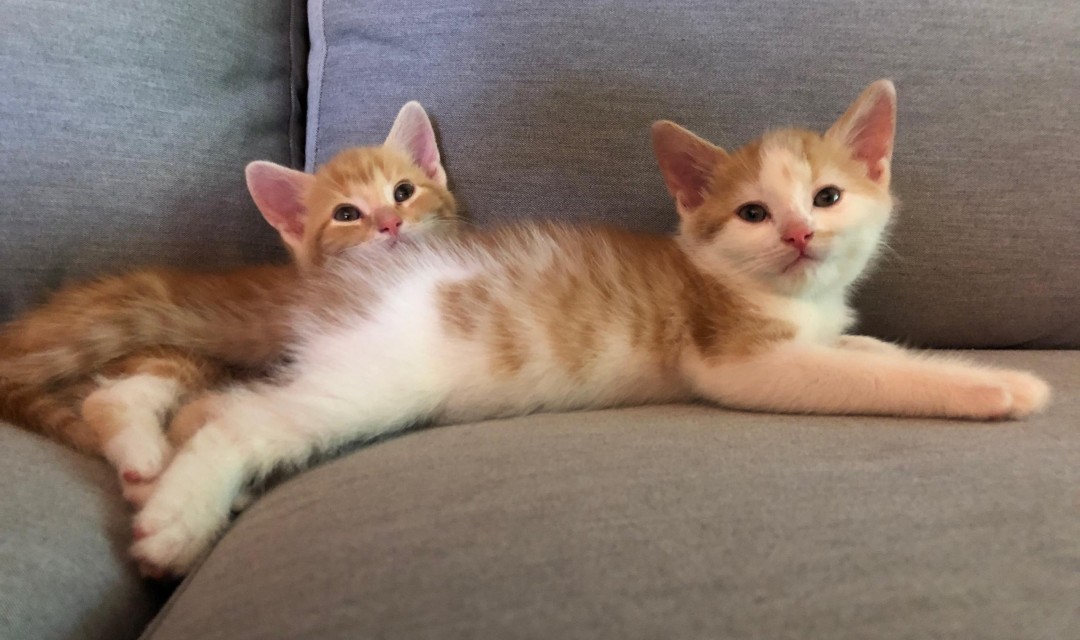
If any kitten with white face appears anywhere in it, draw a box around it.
[129,80,1050,577]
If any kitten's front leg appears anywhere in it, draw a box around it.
[684,343,1050,420]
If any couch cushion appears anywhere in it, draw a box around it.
[306,0,1079,348]
[0,0,305,637]
[0,0,307,323]
[0,427,168,640]
[141,350,1080,640]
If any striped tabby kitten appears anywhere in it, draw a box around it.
[130,81,1049,576]
[0,103,456,498]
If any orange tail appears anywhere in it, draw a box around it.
[0,263,296,387]
[0,377,99,453]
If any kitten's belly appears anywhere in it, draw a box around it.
[438,350,691,424]
[310,248,693,426]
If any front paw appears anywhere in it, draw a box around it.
[996,370,1051,418]
[129,491,226,578]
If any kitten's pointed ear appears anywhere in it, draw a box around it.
[385,101,447,186]
[651,121,728,215]
[245,161,315,252]
[826,79,897,185]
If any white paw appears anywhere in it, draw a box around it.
[103,425,173,484]
[130,488,228,578]
[996,370,1051,418]
[85,374,183,483]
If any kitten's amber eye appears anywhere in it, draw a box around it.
[813,186,842,208]
[332,204,363,222]
[393,181,415,203]
[736,203,769,223]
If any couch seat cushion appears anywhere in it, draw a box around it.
[141,350,1080,640]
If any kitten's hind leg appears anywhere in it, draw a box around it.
[684,343,1050,420]
[84,350,230,496]
[130,375,435,577]
[82,373,183,485]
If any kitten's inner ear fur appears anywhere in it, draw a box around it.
[826,79,897,184]
[245,161,316,257]
[384,101,448,187]
[651,121,729,215]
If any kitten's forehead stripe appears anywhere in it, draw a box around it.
[758,142,813,218]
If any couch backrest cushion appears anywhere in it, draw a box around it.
[307,0,1079,348]
[0,0,307,322]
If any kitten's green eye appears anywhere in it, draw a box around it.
[393,181,415,203]
[813,186,842,208]
[736,203,769,223]
[332,204,363,222]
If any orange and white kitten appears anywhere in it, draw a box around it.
[0,102,457,493]
[130,80,1050,576]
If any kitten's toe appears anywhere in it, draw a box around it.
[998,370,1051,418]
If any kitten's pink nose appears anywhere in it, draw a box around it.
[377,213,403,237]
[782,225,814,251]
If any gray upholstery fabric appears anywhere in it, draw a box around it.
[0,427,166,640]
[307,0,1080,348]
[0,0,305,323]
[142,351,1080,640]
[0,0,303,638]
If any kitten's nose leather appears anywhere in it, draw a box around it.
[378,213,403,237]
[782,225,814,251]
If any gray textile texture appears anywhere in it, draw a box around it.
[142,351,1080,640]
[0,0,305,323]
[308,0,1079,348]
[0,0,303,638]
[0,427,167,640]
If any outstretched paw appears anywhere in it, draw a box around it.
[996,370,1051,418]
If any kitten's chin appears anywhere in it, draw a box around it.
[766,253,834,296]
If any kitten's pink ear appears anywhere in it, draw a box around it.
[245,161,316,252]
[384,101,447,186]
[651,121,728,214]
[826,79,897,185]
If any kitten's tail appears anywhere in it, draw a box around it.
[0,264,295,387]
[0,378,98,452]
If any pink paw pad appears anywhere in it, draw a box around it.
[122,470,144,483]
[132,525,150,540]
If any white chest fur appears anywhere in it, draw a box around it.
[759,291,855,345]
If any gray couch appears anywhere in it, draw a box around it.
[1,1,1077,639]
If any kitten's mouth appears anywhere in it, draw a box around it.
[782,251,818,273]
[379,231,404,249]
